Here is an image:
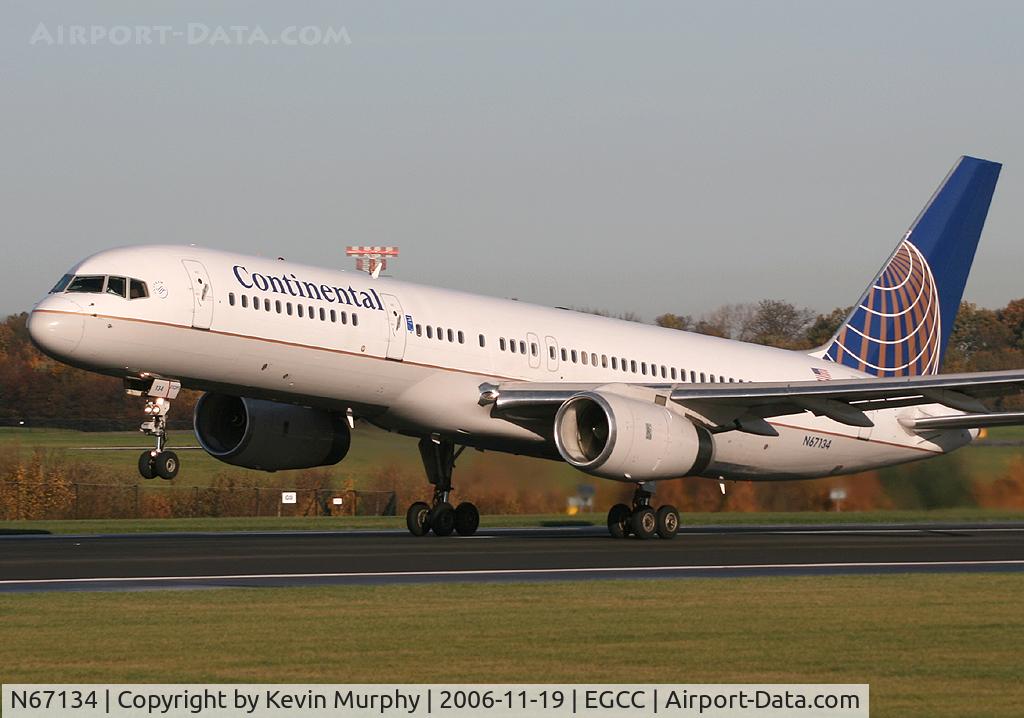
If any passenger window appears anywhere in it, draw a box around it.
[228,293,236,306]
[691,371,697,382]
[264,299,271,312]
[479,334,485,347]
[631,360,637,373]
[416,324,423,337]
[700,372,706,382]
[106,276,127,298]
[352,314,359,326]
[641,363,647,376]
[319,308,326,321]
[671,367,677,380]
[287,303,293,316]
[661,366,667,379]
[241,295,249,309]
[447,329,454,342]
[253,296,260,311]
[341,311,347,324]
[436,326,443,339]
[531,342,538,357]
[710,374,716,382]
[561,348,567,361]
[571,350,578,363]
[581,352,589,366]
[309,306,315,319]
[428,326,434,339]
[297,304,303,318]
[458,331,465,344]
[49,274,74,294]
[611,357,618,370]
[275,300,282,313]
[499,337,505,350]
[330,309,337,322]
[66,275,105,294]
[520,341,527,354]
[549,346,556,359]
[129,279,148,299]
[601,355,608,368]
[510,340,517,354]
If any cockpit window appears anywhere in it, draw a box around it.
[106,276,127,298]
[49,274,74,294]
[66,275,105,294]
[129,279,148,299]
[56,274,149,299]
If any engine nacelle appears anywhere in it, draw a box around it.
[554,389,714,481]
[194,393,350,471]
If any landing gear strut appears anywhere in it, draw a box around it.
[406,436,479,537]
[132,378,182,481]
[607,483,679,540]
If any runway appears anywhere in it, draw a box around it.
[2,523,1023,593]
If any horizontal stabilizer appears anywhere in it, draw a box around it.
[900,411,1024,431]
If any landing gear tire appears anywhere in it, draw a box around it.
[607,503,631,539]
[406,437,476,537]
[454,502,480,536]
[429,502,456,537]
[631,506,657,540]
[138,451,157,480]
[656,505,680,540]
[154,451,179,480]
[406,501,431,537]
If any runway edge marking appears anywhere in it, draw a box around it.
[3,559,1024,586]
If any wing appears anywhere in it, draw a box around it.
[480,369,1024,437]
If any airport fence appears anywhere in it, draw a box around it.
[0,481,396,521]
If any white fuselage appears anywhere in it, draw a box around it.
[28,245,974,483]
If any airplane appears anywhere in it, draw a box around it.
[27,155,1024,540]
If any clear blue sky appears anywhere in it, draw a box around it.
[3,1,1023,320]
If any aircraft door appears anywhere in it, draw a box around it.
[527,332,542,370]
[181,260,214,329]
[545,336,559,372]
[381,293,407,361]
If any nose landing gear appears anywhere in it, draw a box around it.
[405,436,480,537]
[607,483,679,540]
[130,377,182,481]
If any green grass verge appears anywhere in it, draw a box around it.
[1,575,1022,717]
[2,508,1021,535]
[6,424,1024,491]
[0,426,586,490]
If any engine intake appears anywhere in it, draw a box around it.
[554,390,713,481]
[194,393,350,471]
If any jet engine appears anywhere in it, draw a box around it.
[553,390,714,481]
[193,393,350,471]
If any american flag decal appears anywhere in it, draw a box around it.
[811,367,832,381]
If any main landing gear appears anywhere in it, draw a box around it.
[406,437,480,537]
[607,483,679,540]
[131,378,182,481]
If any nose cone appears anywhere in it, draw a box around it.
[28,297,85,359]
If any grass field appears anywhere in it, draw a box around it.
[0,425,585,491]
[2,574,1022,717]
[4,425,1024,490]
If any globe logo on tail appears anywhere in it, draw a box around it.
[824,237,941,377]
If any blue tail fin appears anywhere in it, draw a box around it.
[821,156,1001,377]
